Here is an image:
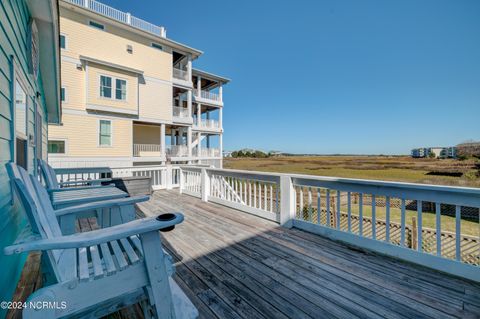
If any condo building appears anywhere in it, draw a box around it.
[48,0,229,169]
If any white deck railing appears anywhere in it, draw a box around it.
[173,68,189,81]
[193,89,221,102]
[195,119,220,130]
[180,167,480,282]
[166,145,188,157]
[193,148,221,158]
[133,143,161,157]
[64,0,166,37]
[54,165,180,190]
[173,106,190,118]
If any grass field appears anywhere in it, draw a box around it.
[224,156,480,236]
[224,155,480,187]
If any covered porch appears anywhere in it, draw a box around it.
[9,188,480,318]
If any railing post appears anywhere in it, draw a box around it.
[179,169,184,194]
[280,175,295,228]
[85,0,89,8]
[126,12,131,24]
[166,165,172,190]
[201,168,210,202]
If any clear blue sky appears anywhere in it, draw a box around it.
[102,0,480,155]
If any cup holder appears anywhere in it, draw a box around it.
[156,213,176,232]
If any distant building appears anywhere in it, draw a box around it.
[411,146,457,159]
[223,151,233,158]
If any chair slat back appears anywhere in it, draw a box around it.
[9,173,67,281]
[38,159,59,190]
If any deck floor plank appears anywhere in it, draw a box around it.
[141,190,480,319]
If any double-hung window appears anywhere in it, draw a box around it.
[99,120,112,146]
[115,79,127,100]
[100,76,127,101]
[100,75,112,98]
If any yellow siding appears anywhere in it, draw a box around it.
[61,60,85,110]
[133,124,160,144]
[87,63,138,112]
[139,78,172,121]
[60,8,172,81]
[49,113,132,157]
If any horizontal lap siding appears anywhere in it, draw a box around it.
[0,0,49,314]
[49,113,133,157]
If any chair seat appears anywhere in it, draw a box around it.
[76,235,174,282]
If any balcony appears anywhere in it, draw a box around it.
[193,147,221,158]
[173,67,189,82]
[64,0,166,37]
[133,143,161,157]
[166,144,189,157]
[193,89,222,105]
[195,118,220,131]
[172,106,192,124]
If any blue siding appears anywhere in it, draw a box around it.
[0,0,50,316]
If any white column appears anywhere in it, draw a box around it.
[197,103,201,126]
[187,55,192,82]
[187,126,192,158]
[219,134,223,158]
[170,129,175,145]
[187,90,192,117]
[197,132,202,157]
[160,123,165,158]
[219,85,223,102]
[219,107,223,129]
[196,76,201,97]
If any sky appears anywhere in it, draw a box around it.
[102,0,480,155]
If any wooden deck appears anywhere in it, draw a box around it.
[9,189,480,319]
[140,190,480,319]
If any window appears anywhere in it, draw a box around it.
[99,120,112,146]
[61,87,67,102]
[48,140,65,154]
[15,80,27,138]
[151,43,163,51]
[115,79,127,100]
[100,75,112,98]
[89,20,105,30]
[60,34,67,49]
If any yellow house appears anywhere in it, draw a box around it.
[49,0,229,168]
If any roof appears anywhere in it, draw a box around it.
[193,68,230,84]
[27,0,62,124]
[60,0,203,59]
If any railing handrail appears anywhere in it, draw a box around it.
[193,89,221,102]
[63,0,166,37]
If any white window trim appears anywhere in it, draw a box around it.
[88,20,105,31]
[98,119,113,147]
[14,69,29,141]
[60,33,68,50]
[47,138,68,156]
[61,86,68,104]
[98,74,128,102]
[115,78,127,101]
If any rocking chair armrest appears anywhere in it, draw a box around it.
[4,214,184,255]
[58,178,112,186]
[54,195,150,217]
[48,184,115,193]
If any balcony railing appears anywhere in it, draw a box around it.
[133,143,161,157]
[173,106,190,118]
[193,89,221,102]
[64,0,166,37]
[180,167,480,282]
[195,119,220,130]
[194,148,221,158]
[173,68,189,81]
[166,145,189,157]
